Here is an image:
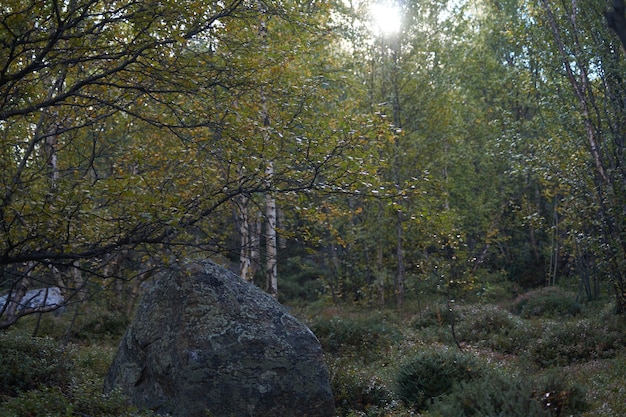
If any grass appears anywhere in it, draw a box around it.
[1,291,625,417]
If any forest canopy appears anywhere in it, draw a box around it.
[1,0,626,329]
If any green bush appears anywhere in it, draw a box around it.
[70,310,130,342]
[576,356,626,417]
[0,333,74,397]
[331,364,394,416]
[455,305,533,354]
[537,372,589,416]
[0,387,72,417]
[429,370,588,417]
[471,271,519,303]
[429,372,551,417]
[75,344,117,378]
[0,384,158,417]
[511,287,581,318]
[310,314,401,360]
[529,319,622,367]
[411,304,459,329]
[0,331,156,417]
[278,255,326,303]
[395,348,484,411]
[17,307,130,343]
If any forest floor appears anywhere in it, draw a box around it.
[293,287,626,417]
[1,286,625,416]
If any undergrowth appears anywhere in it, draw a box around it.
[0,312,153,417]
[1,287,625,417]
[306,289,626,417]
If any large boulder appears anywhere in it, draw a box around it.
[0,287,64,313]
[104,259,335,417]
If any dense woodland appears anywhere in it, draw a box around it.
[1,1,626,416]
[2,0,625,321]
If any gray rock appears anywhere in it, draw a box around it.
[104,259,335,417]
[0,287,64,311]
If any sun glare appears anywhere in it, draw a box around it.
[370,1,402,35]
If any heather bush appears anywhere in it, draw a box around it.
[511,286,581,318]
[429,370,588,417]
[330,363,395,416]
[0,384,156,417]
[310,314,401,360]
[0,387,72,417]
[395,348,484,411]
[574,356,626,417]
[70,310,129,343]
[428,372,551,417]
[455,304,532,353]
[537,372,589,416]
[0,333,74,397]
[0,331,156,417]
[411,303,459,329]
[529,318,623,367]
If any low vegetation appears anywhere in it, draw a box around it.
[1,288,625,416]
[299,288,626,417]
[0,310,153,417]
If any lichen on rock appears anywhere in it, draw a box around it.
[104,259,335,417]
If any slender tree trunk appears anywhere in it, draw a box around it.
[374,200,386,306]
[234,194,253,281]
[265,164,278,297]
[258,1,277,297]
[391,38,405,307]
[395,209,405,306]
[547,198,559,287]
[376,241,385,307]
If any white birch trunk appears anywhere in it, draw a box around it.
[265,163,278,297]
[258,0,278,297]
[236,194,253,281]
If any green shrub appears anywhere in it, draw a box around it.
[310,314,401,360]
[429,372,551,417]
[75,344,117,378]
[278,255,326,303]
[331,365,394,416]
[395,348,484,411]
[511,287,581,318]
[537,372,589,416]
[0,387,72,417]
[471,271,519,303]
[0,333,74,397]
[411,304,459,329]
[0,331,157,417]
[455,305,533,354]
[70,310,129,342]
[0,383,158,417]
[575,356,626,417]
[529,319,622,367]
[429,370,588,417]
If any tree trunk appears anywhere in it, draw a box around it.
[391,38,404,307]
[395,209,405,306]
[375,200,386,307]
[234,194,253,282]
[265,168,278,297]
[258,1,277,297]
[377,243,385,307]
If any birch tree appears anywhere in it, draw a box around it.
[0,0,357,327]
[536,0,626,312]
